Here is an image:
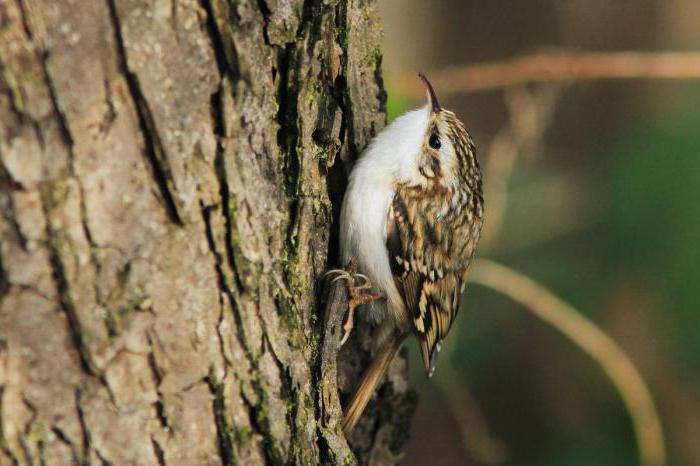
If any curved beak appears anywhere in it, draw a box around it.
[418,72,441,113]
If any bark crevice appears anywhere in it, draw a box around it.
[42,194,102,379]
[105,0,184,225]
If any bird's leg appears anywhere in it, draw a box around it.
[325,258,384,345]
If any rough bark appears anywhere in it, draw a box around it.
[0,0,415,465]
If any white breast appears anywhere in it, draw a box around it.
[339,106,429,324]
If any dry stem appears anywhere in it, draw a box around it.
[396,50,700,97]
[470,259,667,466]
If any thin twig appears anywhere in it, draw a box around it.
[395,50,700,97]
[470,259,667,466]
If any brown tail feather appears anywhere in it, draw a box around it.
[342,333,405,433]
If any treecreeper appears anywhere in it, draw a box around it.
[327,74,485,433]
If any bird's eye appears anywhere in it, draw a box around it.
[429,134,441,149]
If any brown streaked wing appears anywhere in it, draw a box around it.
[386,191,467,375]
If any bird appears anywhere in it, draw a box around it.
[331,73,484,433]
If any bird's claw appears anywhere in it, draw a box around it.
[325,262,384,346]
[339,306,355,346]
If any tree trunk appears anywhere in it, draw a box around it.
[0,0,415,465]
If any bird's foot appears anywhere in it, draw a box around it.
[325,262,384,345]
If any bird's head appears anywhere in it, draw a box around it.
[357,74,479,193]
[414,73,479,190]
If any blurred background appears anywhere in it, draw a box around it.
[377,1,700,465]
